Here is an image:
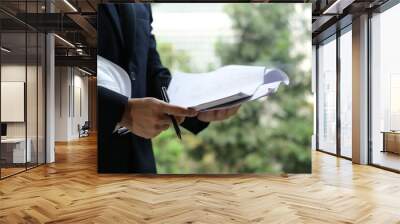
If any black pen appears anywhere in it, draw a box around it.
[161,86,182,139]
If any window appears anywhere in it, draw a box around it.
[339,28,352,158]
[370,3,400,171]
[317,36,337,154]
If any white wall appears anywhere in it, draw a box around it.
[54,67,89,141]
[1,65,26,136]
[1,65,36,138]
[71,72,89,138]
[55,66,69,141]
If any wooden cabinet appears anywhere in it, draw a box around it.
[382,132,400,154]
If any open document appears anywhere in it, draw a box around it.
[167,65,289,111]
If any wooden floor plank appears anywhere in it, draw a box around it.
[0,134,400,223]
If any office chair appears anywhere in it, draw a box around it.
[78,121,90,138]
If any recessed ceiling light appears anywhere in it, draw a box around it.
[63,0,78,12]
[54,34,75,48]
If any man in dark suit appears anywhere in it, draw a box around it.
[97,3,239,173]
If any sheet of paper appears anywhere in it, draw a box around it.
[167,65,289,110]
[250,69,289,100]
[168,65,265,108]
[250,82,280,100]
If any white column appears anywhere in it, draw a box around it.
[45,0,55,163]
[352,14,369,164]
[46,33,55,163]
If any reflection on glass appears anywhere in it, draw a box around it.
[340,29,352,158]
[318,37,337,154]
[371,4,400,171]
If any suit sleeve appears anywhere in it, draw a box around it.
[98,86,128,136]
[145,4,209,134]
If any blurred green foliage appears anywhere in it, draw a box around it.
[157,42,192,73]
[154,4,312,173]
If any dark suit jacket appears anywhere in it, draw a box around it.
[97,3,209,173]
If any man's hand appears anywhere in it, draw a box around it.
[197,105,240,122]
[120,97,197,139]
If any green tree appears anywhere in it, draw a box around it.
[186,4,312,173]
[153,42,193,173]
[157,42,192,73]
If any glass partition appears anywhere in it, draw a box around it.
[1,30,28,177]
[0,1,46,179]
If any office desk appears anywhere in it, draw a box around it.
[381,131,400,154]
[1,138,31,164]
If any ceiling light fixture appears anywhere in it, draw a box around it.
[78,67,92,76]
[322,0,354,15]
[1,47,11,53]
[76,48,85,55]
[63,0,78,12]
[54,34,75,48]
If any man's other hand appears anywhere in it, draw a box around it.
[120,98,197,139]
[197,105,240,122]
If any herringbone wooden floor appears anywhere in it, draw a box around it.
[1,135,400,224]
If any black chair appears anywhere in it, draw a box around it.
[78,121,90,138]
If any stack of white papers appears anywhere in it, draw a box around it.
[167,65,289,111]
